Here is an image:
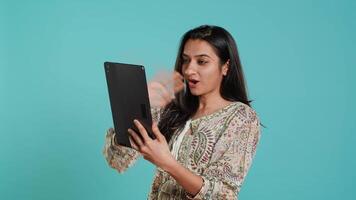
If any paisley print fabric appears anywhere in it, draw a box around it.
[102,101,261,199]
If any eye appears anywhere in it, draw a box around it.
[197,60,208,65]
[182,58,189,64]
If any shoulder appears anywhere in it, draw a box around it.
[212,101,261,155]
[227,101,260,132]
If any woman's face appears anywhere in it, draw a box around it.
[181,39,228,97]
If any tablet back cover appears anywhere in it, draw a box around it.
[104,62,154,148]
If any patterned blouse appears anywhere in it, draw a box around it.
[103,101,261,200]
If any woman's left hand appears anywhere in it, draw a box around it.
[128,119,175,171]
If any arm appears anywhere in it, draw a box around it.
[102,107,163,173]
[163,159,204,196]
[183,108,261,199]
[102,128,140,173]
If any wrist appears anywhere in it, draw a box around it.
[161,156,178,174]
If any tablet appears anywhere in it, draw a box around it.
[104,62,155,148]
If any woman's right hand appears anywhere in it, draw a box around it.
[148,70,184,108]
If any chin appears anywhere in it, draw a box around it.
[189,89,203,96]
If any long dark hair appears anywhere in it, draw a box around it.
[158,25,252,142]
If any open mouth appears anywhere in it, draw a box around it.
[188,79,199,87]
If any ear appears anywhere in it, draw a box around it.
[223,59,230,76]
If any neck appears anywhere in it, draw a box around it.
[197,91,230,112]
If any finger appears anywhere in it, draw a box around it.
[160,88,174,103]
[129,136,139,151]
[158,95,171,107]
[128,128,144,147]
[133,119,151,143]
[162,70,178,86]
[149,93,170,108]
[173,76,184,93]
[173,71,184,82]
[149,90,169,103]
[149,93,160,105]
[173,72,184,83]
[152,122,165,142]
[173,81,184,93]
[150,82,173,103]
[173,75,184,85]
[150,82,171,97]
[155,74,171,89]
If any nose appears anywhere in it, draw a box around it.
[183,62,197,78]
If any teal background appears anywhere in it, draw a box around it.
[1,0,355,199]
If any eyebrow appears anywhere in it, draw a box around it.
[182,53,212,59]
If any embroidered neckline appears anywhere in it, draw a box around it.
[168,101,243,144]
[190,101,241,123]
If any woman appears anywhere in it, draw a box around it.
[103,25,261,199]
